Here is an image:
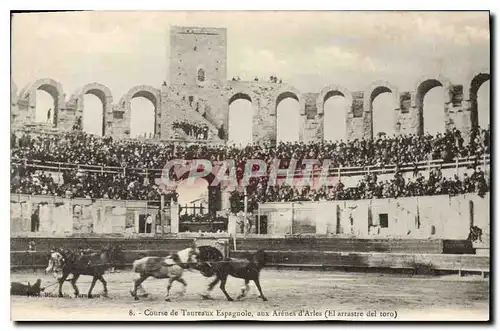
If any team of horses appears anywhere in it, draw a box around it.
[44,242,268,301]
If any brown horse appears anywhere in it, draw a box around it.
[201,249,268,301]
[46,245,125,298]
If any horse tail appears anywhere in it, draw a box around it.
[132,258,142,273]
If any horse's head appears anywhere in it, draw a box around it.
[45,250,65,277]
[251,249,268,269]
[197,245,224,262]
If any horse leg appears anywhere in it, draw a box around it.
[98,274,108,297]
[219,275,234,301]
[87,276,98,299]
[201,276,220,300]
[236,279,250,300]
[130,274,148,300]
[70,274,80,297]
[165,278,174,302]
[136,274,150,298]
[58,271,70,297]
[253,277,268,301]
[176,277,187,297]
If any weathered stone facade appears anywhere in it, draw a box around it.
[11,27,490,143]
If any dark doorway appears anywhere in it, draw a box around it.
[208,185,222,216]
[259,215,268,234]
[138,215,146,233]
[138,214,153,233]
[31,206,40,232]
[379,213,389,228]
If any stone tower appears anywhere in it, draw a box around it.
[169,26,227,86]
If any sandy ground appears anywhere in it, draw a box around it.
[10,269,489,321]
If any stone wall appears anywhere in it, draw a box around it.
[10,26,490,144]
[10,194,174,237]
[258,193,490,241]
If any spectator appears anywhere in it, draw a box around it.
[10,128,490,203]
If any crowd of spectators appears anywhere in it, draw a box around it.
[230,165,489,213]
[10,127,490,203]
[11,165,162,201]
[172,120,210,140]
[11,127,490,171]
[230,75,283,84]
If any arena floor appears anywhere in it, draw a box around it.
[10,269,489,321]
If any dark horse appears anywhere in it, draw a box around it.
[199,249,268,301]
[46,245,125,298]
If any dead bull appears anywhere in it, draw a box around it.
[11,279,44,297]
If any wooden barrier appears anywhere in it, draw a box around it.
[11,237,196,252]
[232,238,474,254]
[230,250,489,275]
[11,237,230,269]
[12,248,489,276]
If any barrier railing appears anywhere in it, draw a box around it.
[11,154,490,179]
[10,193,161,206]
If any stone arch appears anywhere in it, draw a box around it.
[316,85,353,115]
[364,81,400,111]
[317,85,353,142]
[67,83,113,136]
[69,82,113,106]
[466,69,490,100]
[122,85,160,105]
[119,85,161,137]
[412,75,452,108]
[271,85,305,115]
[465,69,490,129]
[363,81,401,139]
[412,75,453,135]
[229,92,252,105]
[19,78,65,126]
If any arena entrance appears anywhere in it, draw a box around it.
[173,172,224,233]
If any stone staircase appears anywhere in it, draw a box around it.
[14,122,62,136]
[167,87,220,138]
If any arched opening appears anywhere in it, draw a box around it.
[276,92,300,143]
[422,87,445,135]
[130,94,156,139]
[323,91,348,142]
[177,178,210,216]
[82,94,104,136]
[228,93,253,146]
[416,80,446,135]
[470,74,490,131]
[477,81,490,130]
[35,90,55,124]
[371,87,397,138]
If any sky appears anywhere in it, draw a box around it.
[12,11,490,141]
